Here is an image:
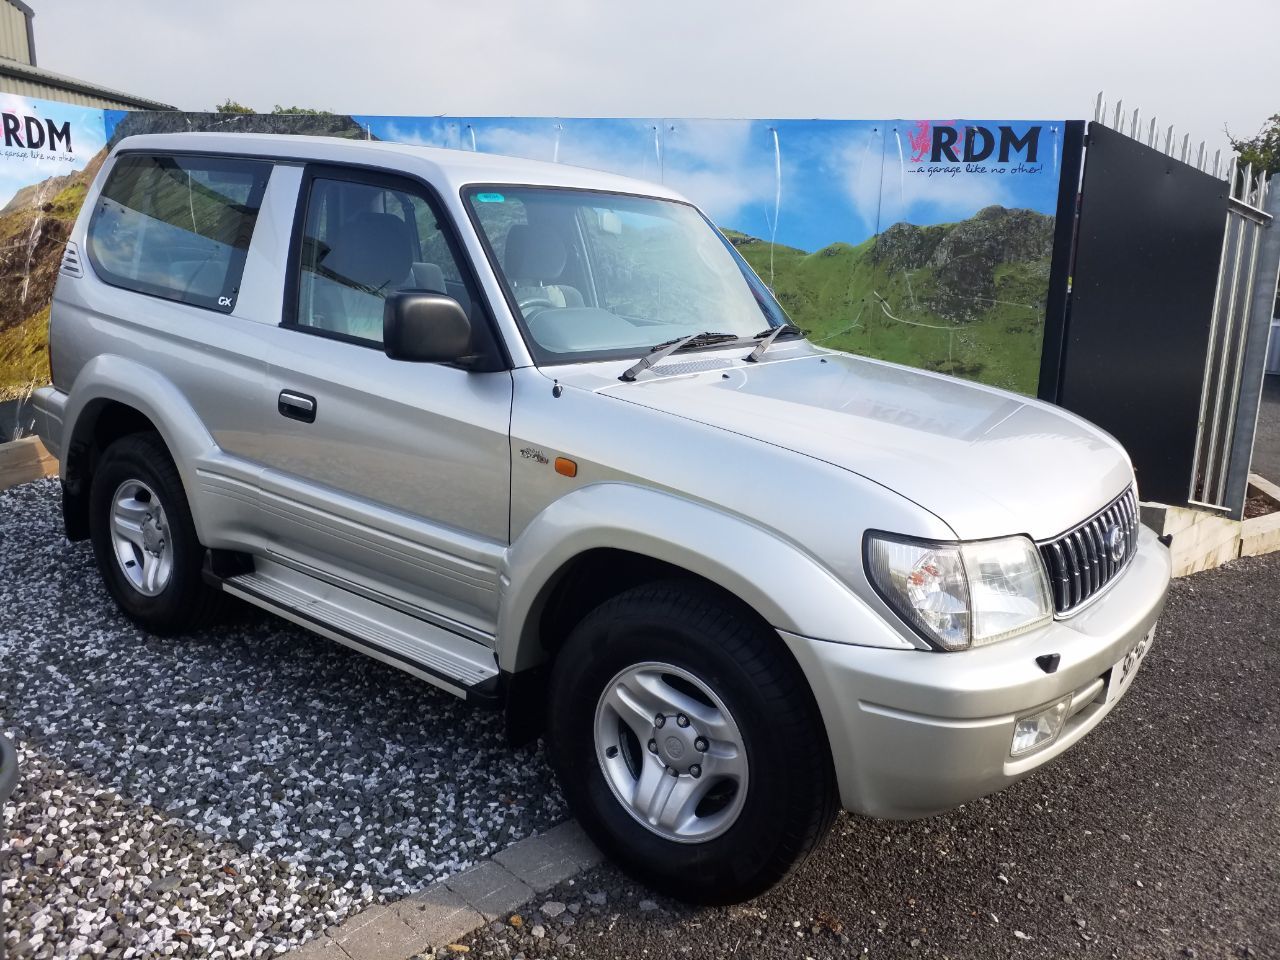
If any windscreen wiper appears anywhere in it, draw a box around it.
[619,331,742,382]
[745,322,805,363]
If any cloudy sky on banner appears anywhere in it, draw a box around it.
[359,116,1064,250]
[0,95,105,210]
[35,0,1279,155]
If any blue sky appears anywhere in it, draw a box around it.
[356,116,1066,252]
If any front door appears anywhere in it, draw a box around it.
[253,165,512,642]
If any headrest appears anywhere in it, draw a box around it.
[410,261,447,294]
[503,223,567,281]
[320,211,413,294]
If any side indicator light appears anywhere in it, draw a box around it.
[555,457,578,478]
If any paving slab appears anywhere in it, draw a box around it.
[493,821,603,892]
[442,860,535,922]
[391,882,484,948]
[329,905,425,960]
[289,936,351,959]
[542,819,605,869]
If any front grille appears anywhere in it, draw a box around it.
[1039,486,1140,615]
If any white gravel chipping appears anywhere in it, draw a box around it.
[5,742,352,958]
[1,478,569,957]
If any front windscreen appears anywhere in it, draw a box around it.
[465,186,791,363]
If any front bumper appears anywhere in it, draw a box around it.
[781,525,1172,819]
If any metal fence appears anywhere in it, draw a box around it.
[1268,316,1280,374]
[1092,94,1277,516]
[1189,161,1272,510]
[1093,93,1241,178]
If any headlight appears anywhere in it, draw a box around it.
[865,533,1052,651]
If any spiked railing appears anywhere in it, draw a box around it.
[1092,90,1269,202]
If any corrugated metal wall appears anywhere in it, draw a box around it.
[0,2,173,110]
[0,75,144,110]
[0,0,31,64]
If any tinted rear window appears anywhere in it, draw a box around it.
[86,154,270,313]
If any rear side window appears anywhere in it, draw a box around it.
[86,154,270,313]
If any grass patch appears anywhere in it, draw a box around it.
[729,213,1051,396]
[0,307,50,401]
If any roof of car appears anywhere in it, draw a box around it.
[113,132,690,203]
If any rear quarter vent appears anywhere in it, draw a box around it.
[59,241,84,278]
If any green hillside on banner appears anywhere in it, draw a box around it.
[727,204,1053,395]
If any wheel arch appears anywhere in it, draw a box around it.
[62,397,159,540]
[500,483,898,670]
[534,546,757,662]
[61,355,218,541]
[497,483,903,743]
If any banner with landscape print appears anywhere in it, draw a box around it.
[0,95,107,408]
[1,100,1068,406]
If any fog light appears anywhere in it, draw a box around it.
[1010,696,1071,757]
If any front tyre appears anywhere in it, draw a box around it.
[88,432,221,635]
[547,581,838,904]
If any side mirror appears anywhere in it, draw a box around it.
[383,291,472,364]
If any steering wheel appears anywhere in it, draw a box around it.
[517,296,558,313]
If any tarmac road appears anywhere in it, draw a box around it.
[451,552,1280,960]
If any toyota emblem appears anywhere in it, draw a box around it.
[1105,523,1128,563]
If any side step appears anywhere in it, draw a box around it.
[207,557,500,705]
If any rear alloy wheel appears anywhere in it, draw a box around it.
[107,478,174,597]
[548,581,838,904]
[89,432,222,635]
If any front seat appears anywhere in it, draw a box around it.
[310,211,413,340]
[502,224,585,309]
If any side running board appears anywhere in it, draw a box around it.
[205,557,500,705]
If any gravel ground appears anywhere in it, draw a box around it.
[451,553,1280,960]
[4,743,340,957]
[0,478,568,957]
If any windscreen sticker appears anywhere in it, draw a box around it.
[475,192,506,203]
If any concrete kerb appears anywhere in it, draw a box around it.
[288,820,603,959]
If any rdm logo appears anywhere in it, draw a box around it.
[927,123,1040,164]
[1,112,74,152]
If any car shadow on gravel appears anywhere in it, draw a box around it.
[1,479,569,955]
[455,553,1280,960]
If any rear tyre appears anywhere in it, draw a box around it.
[547,580,838,905]
[88,432,222,635]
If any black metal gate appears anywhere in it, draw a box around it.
[1049,122,1231,506]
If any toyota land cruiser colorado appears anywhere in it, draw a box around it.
[33,133,1171,904]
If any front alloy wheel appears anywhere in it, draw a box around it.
[548,580,838,904]
[595,662,748,842]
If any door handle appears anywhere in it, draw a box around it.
[278,390,317,423]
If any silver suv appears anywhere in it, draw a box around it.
[34,133,1171,904]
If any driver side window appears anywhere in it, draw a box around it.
[293,176,474,344]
